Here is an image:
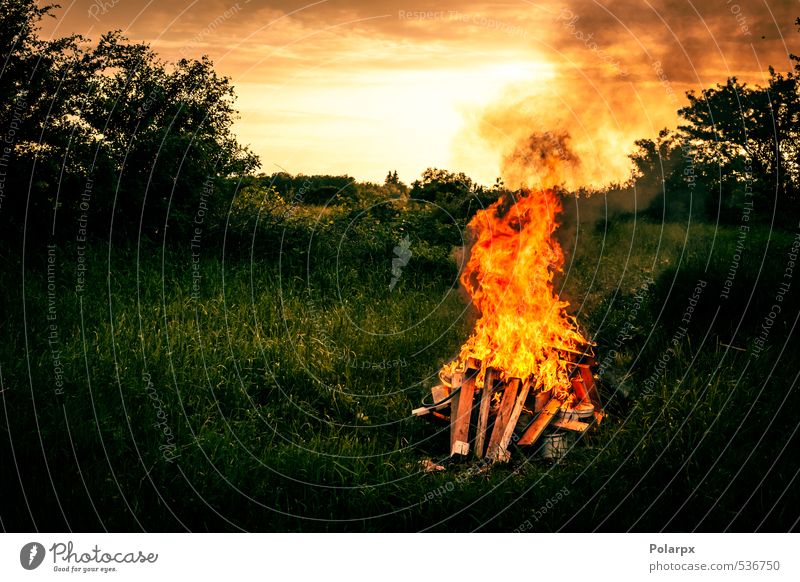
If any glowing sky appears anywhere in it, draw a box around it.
[40,0,800,186]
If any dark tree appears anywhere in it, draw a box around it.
[628,129,710,221]
[410,168,503,218]
[0,0,259,246]
[627,17,800,227]
[676,69,800,223]
[384,170,400,185]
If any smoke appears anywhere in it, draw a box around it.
[475,78,670,193]
[500,130,580,190]
[477,89,666,293]
[466,85,650,282]
[556,185,640,257]
[447,0,798,308]
[458,0,798,193]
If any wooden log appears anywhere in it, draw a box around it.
[570,366,589,402]
[485,378,521,461]
[552,418,590,432]
[430,384,450,409]
[450,371,475,457]
[579,365,602,410]
[473,367,496,459]
[534,388,551,412]
[494,377,532,461]
[518,398,562,446]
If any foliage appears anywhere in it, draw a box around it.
[0,1,259,245]
[410,168,505,219]
[679,71,800,217]
[628,31,800,227]
[258,173,357,206]
[3,2,800,534]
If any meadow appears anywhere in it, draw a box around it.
[3,0,800,535]
[4,190,799,532]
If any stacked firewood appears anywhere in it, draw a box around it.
[413,348,603,461]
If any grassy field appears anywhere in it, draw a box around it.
[3,206,800,531]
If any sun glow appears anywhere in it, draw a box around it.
[233,60,555,184]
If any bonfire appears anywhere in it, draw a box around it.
[413,187,603,462]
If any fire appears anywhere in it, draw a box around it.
[445,188,587,400]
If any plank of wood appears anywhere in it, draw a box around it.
[473,368,496,459]
[452,440,470,456]
[495,378,533,461]
[534,388,551,412]
[430,384,450,410]
[448,373,462,455]
[518,398,562,446]
[412,409,450,423]
[579,365,602,410]
[570,367,589,402]
[552,418,590,432]
[466,356,482,371]
[449,371,475,456]
[486,378,521,461]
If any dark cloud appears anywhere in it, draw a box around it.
[550,0,797,84]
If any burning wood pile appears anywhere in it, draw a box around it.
[413,188,603,461]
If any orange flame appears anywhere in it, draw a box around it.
[447,188,587,398]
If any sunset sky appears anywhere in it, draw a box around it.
[40,0,800,187]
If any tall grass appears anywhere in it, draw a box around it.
[2,211,799,531]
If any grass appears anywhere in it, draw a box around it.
[2,208,800,531]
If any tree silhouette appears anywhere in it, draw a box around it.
[0,0,259,245]
[678,71,800,211]
[629,19,800,226]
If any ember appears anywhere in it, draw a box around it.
[413,188,603,461]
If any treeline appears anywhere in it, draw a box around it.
[219,167,509,278]
[243,168,506,214]
[0,0,511,253]
[2,1,800,253]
